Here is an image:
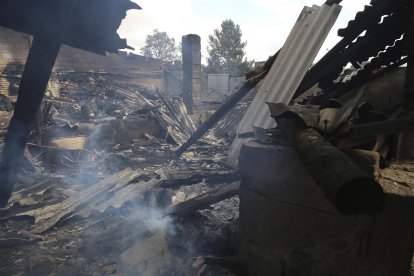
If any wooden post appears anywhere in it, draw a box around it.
[0,36,62,207]
[397,1,414,160]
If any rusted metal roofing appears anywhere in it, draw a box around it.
[227,3,342,167]
[0,0,140,54]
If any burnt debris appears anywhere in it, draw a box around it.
[0,0,140,207]
[0,0,414,275]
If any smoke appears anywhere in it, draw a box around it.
[124,202,173,233]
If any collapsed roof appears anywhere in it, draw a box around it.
[0,0,140,54]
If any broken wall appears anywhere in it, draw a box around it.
[0,26,168,96]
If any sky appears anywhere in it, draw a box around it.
[118,0,372,64]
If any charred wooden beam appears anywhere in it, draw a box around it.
[397,1,414,160]
[0,1,78,208]
[175,51,280,156]
[175,82,256,156]
[166,181,240,217]
[343,116,414,139]
[0,36,63,208]
[269,108,386,214]
[325,0,343,5]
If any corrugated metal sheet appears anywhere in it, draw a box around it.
[227,3,342,167]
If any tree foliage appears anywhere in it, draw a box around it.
[140,29,180,62]
[206,19,253,76]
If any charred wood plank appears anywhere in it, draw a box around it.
[166,181,240,217]
[175,51,280,156]
[175,82,256,155]
[269,105,386,214]
[160,170,239,188]
[17,168,140,234]
[325,0,342,5]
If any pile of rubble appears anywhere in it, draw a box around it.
[0,73,242,275]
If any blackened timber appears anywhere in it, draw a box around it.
[269,107,386,214]
[293,4,410,100]
[0,36,62,208]
[175,51,280,156]
[330,56,407,101]
[160,170,240,188]
[397,0,414,160]
[166,181,240,217]
[292,37,349,99]
[403,0,414,108]
[176,81,255,156]
[0,1,78,208]
[344,116,414,139]
[0,0,140,55]
[324,0,343,5]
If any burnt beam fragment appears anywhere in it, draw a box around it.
[166,181,240,217]
[324,0,343,5]
[268,104,386,214]
[176,82,255,156]
[344,116,414,139]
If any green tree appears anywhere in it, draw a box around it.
[140,29,180,62]
[206,19,253,76]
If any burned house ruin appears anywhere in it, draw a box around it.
[0,0,413,275]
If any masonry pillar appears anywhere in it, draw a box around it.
[182,34,201,114]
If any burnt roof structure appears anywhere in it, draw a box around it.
[0,0,140,207]
[0,0,140,54]
[294,0,411,104]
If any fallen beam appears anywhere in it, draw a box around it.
[344,116,414,139]
[268,104,386,214]
[175,51,280,156]
[166,181,240,217]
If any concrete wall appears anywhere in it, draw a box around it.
[238,140,414,276]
